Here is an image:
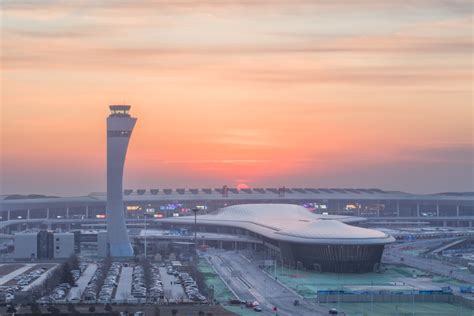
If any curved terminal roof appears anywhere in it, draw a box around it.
[161,204,395,245]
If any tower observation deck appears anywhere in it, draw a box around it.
[106,105,136,257]
[109,105,131,116]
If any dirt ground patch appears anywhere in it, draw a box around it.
[0,264,25,276]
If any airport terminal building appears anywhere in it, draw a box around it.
[157,204,395,273]
[1,188,473,229]
[2,188,471,272]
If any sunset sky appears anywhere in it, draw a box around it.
[1,0,473,196]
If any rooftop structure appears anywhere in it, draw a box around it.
[2,189,473,203]
[1,188,473,229]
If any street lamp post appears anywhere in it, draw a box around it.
[209,285,215,305]
[144,213,147,258]
[191,208,199,260]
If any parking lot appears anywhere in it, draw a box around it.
[62,261,201,304]
[39,262,86,304]
[97,262,121,303]
[0,260,208,306]
[0,263,57,302]
[148,263,164,303]
[67,263,97,302]
[0,264,35,286]
[115,266,133,302]
[159,266,186,302]
[159,265,206,303]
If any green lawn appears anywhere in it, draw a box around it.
[198,260,256,315]
[270,264,467,297]
[198,259,236,303]
[270,265,414,296]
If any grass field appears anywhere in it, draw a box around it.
[270,265,416,296]
[198,259,236,303]
[198,259,250,315]
[270,264,467,297]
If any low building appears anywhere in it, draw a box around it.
[14,231,75,260]
[14,232,38,260]
[53,232,75,259]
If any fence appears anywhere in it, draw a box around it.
[317,293,474,310]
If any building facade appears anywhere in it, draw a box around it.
[14,233,38,259]
[53,233,76,259]
[14,231,75,260]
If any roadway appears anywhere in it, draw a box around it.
[204,249,328,316]
[114,266,133,302]
[67,264,97,301]
[23,265,59,292]
[204,254,255,303]
[158,267,187,303]
[383,241,474,284]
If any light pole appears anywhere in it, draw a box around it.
[191,208,199,260]
[144,213,147,258]
[264,274,267,302]
[209,285,215,305]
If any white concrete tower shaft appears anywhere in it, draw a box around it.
[106,105,136,257]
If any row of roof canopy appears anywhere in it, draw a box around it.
[123,188,387,196]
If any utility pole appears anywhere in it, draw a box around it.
[192,208,200,260]
[144,213,147,258]
[191,207,200,281]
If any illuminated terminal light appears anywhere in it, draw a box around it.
[345,203,360,210]
[159,203,183,211]
[127,205,140,211]
[172,213,180,217]
[145,208,155,213]
[153,213,164,218]
[96,214,106,219]
[302,202,317,212]
[305,203,328,210]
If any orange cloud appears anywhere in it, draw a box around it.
[1,0,472,195]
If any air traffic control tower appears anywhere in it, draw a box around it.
[106,105,136,257]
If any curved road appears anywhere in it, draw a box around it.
[383,241,474,284]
